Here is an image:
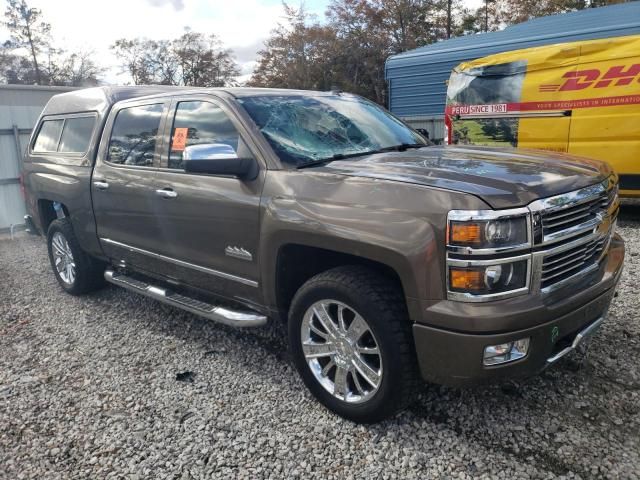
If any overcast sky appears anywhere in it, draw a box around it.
[1,0,484,84]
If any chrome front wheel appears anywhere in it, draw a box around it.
[51,231,76,285]
[301,300,383,404]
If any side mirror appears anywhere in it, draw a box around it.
[415,128,430,139]
[183,143,258,179]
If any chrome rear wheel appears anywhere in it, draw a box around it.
[51,231,76,285]
[47,218,105,295]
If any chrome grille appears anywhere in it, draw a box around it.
[541,193,606,236]
[534,179,619,292]
[541,236,608,290]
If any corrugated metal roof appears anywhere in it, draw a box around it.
[386,2,640,117]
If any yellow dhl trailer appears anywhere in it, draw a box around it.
[445,34,640,197]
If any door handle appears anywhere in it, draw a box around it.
[155,188,178,199]
[93,180,109,190]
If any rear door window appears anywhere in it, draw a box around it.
[59,116,96,153]
[33,119,64,152]
[107,103,164,166]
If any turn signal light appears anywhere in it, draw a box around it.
[449,260,528,296]
[450,268,483,291]
[450,223,481,244]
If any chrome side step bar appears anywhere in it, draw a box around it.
[104,269,268,328]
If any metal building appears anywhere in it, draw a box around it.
[0,85,74,232]
[385,1,640,141]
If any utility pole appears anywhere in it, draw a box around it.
[485,0,489,32]
[447,0,452,39]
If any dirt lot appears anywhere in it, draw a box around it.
[1,205,639,480]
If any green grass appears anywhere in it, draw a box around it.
[454,119,516,146]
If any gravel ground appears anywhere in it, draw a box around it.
[1,205,639,480]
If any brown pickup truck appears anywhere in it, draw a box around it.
[22,86,624,422]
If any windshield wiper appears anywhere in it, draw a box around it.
[376,143,426,152]
[296,150,378,169]
[296,143,427,170]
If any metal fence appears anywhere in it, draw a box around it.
[0,85,75,232]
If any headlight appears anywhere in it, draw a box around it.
[446,208,532,302]
[448,259,529,295]
[448,216,529,249]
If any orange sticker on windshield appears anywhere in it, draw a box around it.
[172,127,188,151]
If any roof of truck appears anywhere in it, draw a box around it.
[41,86,190,116]
[40,86,338,116]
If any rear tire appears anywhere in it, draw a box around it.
[288,266,418,423]
[47,218,105,295]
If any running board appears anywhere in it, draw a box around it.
[104,269,267,328]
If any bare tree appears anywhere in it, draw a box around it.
[250,1,457,104]
[172,32,239,87]
[2,0,104,86]
[3,0,52,84]
[58,51,103,86]
[111,33,239,87]
[250,5,337,91]
[111,39,157,85]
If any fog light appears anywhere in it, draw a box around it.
[483,338,530,366]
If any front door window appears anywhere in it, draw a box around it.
[168,101,241,170]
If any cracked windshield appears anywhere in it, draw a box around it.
[238,94,426,167]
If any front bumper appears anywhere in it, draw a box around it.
[413,234,624,387]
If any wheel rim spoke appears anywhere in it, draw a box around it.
[357,345,379,355]
[309,322,330,340]
[51,232,75,285]
[351,354,380,388]
[333,366,349,398]
[346,314,368,343]
[52,235,64,253]
[313,304,338,339]
[303,341,336,359]
[301,299,382,404]
[351,370,366,396]
[337,305,348,333]
[67,264,75,283]
[321,359,336,376]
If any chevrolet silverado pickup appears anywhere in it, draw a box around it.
[22,86,624,423]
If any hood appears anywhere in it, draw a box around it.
[318,146,612,209]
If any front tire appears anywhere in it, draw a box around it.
[47,218,105,295]
[288,266,418,423]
